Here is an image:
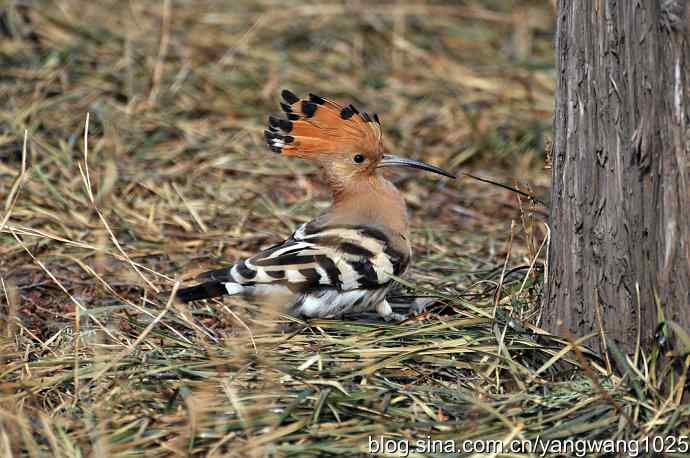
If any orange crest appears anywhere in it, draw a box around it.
[264,90,382,159]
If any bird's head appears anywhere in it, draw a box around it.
[264,90,455,190]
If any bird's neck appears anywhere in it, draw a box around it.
[327,173,409,237]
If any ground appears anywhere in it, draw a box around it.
[1,1,687,457]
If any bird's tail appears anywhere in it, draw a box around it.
[176,282,227,302]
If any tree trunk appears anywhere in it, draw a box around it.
[544,0,689,355]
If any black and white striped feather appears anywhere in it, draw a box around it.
[176,223,410,318]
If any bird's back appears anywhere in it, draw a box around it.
[176,220,410,318]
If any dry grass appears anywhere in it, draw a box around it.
[0,1,687,456]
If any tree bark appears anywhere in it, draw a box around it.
[544,0,690,355]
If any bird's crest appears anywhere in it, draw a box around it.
[264,90,382,158]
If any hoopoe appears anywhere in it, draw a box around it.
[176,90,455,321]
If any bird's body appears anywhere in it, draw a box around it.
[177,220,408,319]
[176,90,454,320]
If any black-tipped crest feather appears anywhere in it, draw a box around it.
[281,89,299,104]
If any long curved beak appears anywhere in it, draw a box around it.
[378,154,456,179]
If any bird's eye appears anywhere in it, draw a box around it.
[353,154,365,164]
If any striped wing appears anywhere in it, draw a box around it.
[198,224,409,293]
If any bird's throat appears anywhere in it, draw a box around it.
[329,173,409,236]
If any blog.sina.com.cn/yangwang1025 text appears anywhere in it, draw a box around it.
[367,435,690,457]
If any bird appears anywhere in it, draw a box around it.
[175,89,455,321]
